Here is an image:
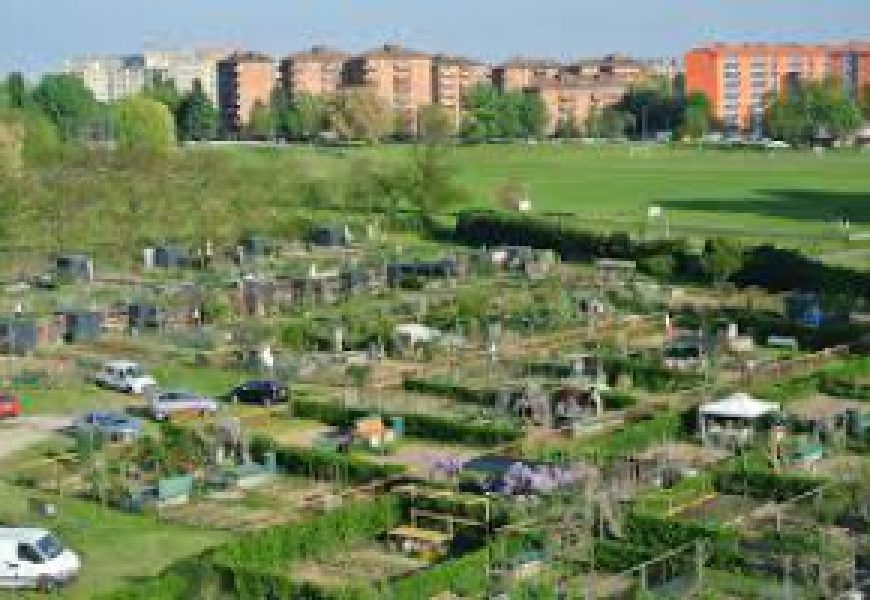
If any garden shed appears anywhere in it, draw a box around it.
[150,244,191,269]
[386,258,459,286]
[0,316,40,354]
[698,392,779,449]
[58,310,104,343]
[310,224,351,247]
[128,303,166,330]
[55,254,94,283]
[240,235,278,260]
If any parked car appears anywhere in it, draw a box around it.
[0,528,80,590]
[93,361,156,394]
[73,411,141,442]
[228,380,288,406]
[0,394,22,419]
[150,390,219,421]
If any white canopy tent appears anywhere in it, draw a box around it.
[699,392,780,448]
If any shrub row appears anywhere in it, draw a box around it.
[454,211,870,298]
[711,469,827,502]
[249,435,404,484]
[292,398,524,445]
[402,377,499,406]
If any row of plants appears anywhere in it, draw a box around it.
[402,376,639,411]
[292,398,524,445]
[249,436,404,484]
[454,211,870,298]
[711,468,828,503]
[524,356,704,393]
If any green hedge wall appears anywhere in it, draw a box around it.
[292,398,524,445]
[712,469,827,502]
[249,435,404,484]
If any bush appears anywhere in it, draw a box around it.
[249,436,403,484]
[292,398,523,445]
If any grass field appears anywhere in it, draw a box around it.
[233,143,870,249]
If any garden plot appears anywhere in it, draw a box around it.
[364,439,490,477]
[677,494,765,525]
[159,476,340,531]
[291,543,426,589]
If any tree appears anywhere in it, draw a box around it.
[461,83,502,140]
[176,79,218,141]
[329,89,393,143]
[765,78,861,143]
[701,238,744,285]
[114,95,176,156]
[518,91,547,138]
[5,73,27,109]
[247,100,276,139]
[143,74,181,115]
[679,92,713,139]
[586,107,634,139]
[278,92,328,140]
[417,104,456,144]
[31,73,98,140]
[554,114,581,139]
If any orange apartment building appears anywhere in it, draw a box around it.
[431,54,490,127]
[279,46,348,98]
[828,43,870,97]
[217,51,276,133]
[684,43,870,132]
[343,44,433,134]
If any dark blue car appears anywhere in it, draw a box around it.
[228,380,288,406]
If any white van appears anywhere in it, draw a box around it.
[93,360,157,394]
[0,528,80,590]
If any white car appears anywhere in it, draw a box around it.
[93,361,156,394]
[0,528,80,590]
[150,390,219,421]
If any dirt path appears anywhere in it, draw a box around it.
[0,416,72,461]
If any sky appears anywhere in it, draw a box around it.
[2,0,869,76]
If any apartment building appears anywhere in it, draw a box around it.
[492,58,560,92]
[828,43,870,97]
[144,49,229,105]
[343,44,433,134]
[685,43,833,131]
[431,54,490,127]
[63,55,146,103]
[64,50,229,105]
[217,51,276,133]
[279,46,348,97]
[530,76,629,135]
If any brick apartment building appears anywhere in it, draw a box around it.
[342,44,434,134]
[217,51,276,133]
[491,58,561,91]
[685,42,870,132]
[279,46,348,98]
[431,54,490,127]
[530,75,629,135]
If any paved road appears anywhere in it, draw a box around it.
[0,415,73,461]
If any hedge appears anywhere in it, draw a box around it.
[454,211,870,298]
[292,398,524,445]
[249,435,404,484]
[404,375,638,411]
[711,469,827,502]
[402,377,499,406]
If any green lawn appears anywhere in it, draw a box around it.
[238,143,870,243]
[0,482,228,599]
